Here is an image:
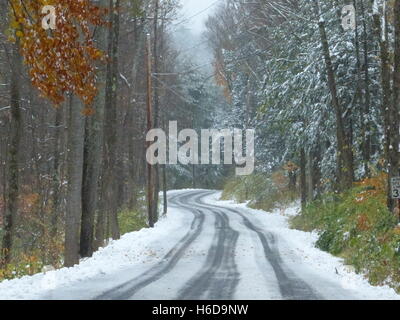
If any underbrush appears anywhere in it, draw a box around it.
[118,196,148,235]
[291,173,400,292]
[0,193,147,282]
[223,171,400,292]
[221,171,296,212]
[0,251,48,280]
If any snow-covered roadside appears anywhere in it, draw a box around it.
[204,192,400,300]
[2,189,400,300]
[0,190,193,300]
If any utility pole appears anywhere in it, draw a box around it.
[152,0,160,222]
[146,33,155,228]
[158,4,168,216]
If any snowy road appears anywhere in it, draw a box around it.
[1,189,400,300]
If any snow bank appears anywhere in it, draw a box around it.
[205,192,400,300]
[2,189,400,300]
[0,190,190,300]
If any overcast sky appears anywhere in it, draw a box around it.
[180,0,219,34]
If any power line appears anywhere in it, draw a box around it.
[163,0,263,63]
[152,74,194,105]
[172,0,223,29]
[154,47,270,77]
[154,2,271,86]
[170,4,264,61]
[177,40,210,55]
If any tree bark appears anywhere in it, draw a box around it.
[315,0,354,191]
[1,41,22,267]
[307,150,314,201]
[390,0,400,211]
[98,0,121,244]
[81,0,108,258]
[373,1,397,211]
[300,148,307,211]
[50,105,63,264]
[360,0,372,177]
[64,95,85,267]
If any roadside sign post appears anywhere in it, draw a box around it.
[391,177,400,223]
[391,177,400,199]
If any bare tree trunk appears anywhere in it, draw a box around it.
[312,143,322,199]
[127,14,146,210]
[360,0,372,177]
[307,150,314,201]
[111,0,121,240]
[300,148,307,211]
[81,102,105,257]
[96,0,120,243]
[50,105,63,264]
[315,0,354,191]
[1,41,22,267]
[64,95,85,267]
[390,0,400,211]
[373,1,397,211]
[80,0,108,258]
[288,170,297,196]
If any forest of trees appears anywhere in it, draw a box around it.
[205,0,400,214]
[1,0,400,281]
[0,0,227,276]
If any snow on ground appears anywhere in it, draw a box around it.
[0,190,192,300]
[205,192,400,300]
[1,189,400,300]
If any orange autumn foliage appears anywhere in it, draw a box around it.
[214,60,232,102]
[7,0,107,106]
[283,161,299,173]
[357,214,371,231]
[271,171,287,191]
[354,172,388,205]
[393,225,400,236]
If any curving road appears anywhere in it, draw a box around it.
[43,190,360,300]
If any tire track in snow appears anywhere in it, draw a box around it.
[198,194,321,300]
[96,190,320,300]
[95,191,206,300]
[176,203,240,300]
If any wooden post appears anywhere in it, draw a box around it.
[152,0,160,223]
[146,33,155,228]
[398,199,400,223]
[300,148,307,212]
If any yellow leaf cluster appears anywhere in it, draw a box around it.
[355,173,388,204]
[8,0,107,106]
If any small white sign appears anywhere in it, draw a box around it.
[391,177,400,199]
